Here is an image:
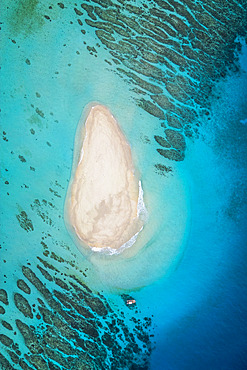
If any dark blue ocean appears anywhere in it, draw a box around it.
[1,0,247,369]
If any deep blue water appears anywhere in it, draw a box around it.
[1,1,247,369]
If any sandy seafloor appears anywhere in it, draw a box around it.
[1,0,247,369]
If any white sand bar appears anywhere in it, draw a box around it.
[67,104,144,251]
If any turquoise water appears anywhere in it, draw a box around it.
[1,1,247,369]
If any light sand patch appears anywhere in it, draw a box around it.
[66,104,145,252]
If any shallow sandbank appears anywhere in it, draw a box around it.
[66,104,144,251]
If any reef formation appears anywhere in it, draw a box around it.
[70,0,247,165]
[0,260,153,369]
[1,0,247,369]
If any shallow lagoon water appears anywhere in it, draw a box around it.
[1,1,247,369]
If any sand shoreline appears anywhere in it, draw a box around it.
[66,104,145,251]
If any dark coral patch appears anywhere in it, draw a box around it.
[157,148,185,161]
[154,135,171,148]
[0,289,8,305]
[14,293,33,319]
[154,164,173,176]
[17,279,31,294]
[165,129,186,151]
[138,98,165,119]
[18,155,26,163]
[16,211,34,232]
[0,306,6,314]
[2,320,13,331]
[0,333,13,347]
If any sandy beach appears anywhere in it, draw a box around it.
[67,104,144,250]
